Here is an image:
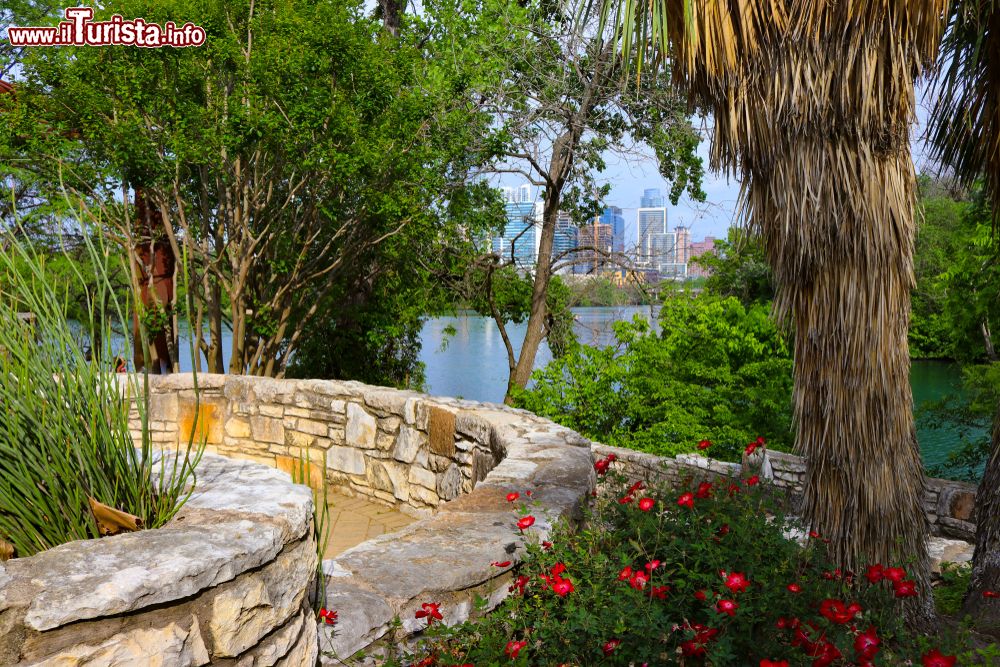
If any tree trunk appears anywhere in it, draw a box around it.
[507,189,559,399]
[962,400,1000,632]
[752,139,935,624]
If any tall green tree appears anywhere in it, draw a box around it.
[458,5,703,403]
[1,0,500,378]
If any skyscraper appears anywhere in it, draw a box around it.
[576,222,614,274]
[599,206,626,253]
[552,212,579,274]
[636,205,668,268]
[493,185,541,269]
[674,226,691,264]
[640,188,665,208]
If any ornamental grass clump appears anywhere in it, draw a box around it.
[397,450,991,665]
[0,227,200,558]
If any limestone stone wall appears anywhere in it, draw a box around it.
[119,374,598,665]
[0,454,317,666]
[591,442,979,537]
[127,375,513,516]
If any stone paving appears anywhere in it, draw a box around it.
[322,489,415,558]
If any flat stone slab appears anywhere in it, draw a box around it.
[928,536,975,575]
[0,453,313,632]
[334,510,523,601]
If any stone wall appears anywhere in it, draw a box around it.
[591,442,979,537]
[0,454,317,666]
[128,375,516,516]
[120,374,597,665]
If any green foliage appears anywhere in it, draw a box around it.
[514,294,794,460]
[697,228,774,306]
[934,563,972,617]
[0,225,200,557]
[399,472,977,665]
[2,0,505,376]
[910,179,1000,361]
[568,276,652,306]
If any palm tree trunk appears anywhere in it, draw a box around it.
[962,401,1000,632]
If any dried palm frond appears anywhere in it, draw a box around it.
[927,1,1000,218]
[592,0,950,619]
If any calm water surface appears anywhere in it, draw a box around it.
[418,307,980,469]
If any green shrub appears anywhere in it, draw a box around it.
[0,227,201,557]
[398,458,983,665]
[513,295,794,460]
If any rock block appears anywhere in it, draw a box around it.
[428,407,456,457]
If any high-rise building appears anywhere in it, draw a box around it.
[640,188,664,208]
[674,226,691,265]
[636,206,668,268]
[493,192,542,270]
[599,206,626,253]
[687,236,718,278]
[552,212,578,274]
[576,222,614,274]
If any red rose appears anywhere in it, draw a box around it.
[745,441,758,456]
[551,577,574,597]
[922,649,957,667]
[818,599,859,624]
[716,523,730,537]
[506,492,519,503]
[629,570,649,590]
[542,540,553,550]
[677,492,695,509]
[723,571,750,594]
[509,574,530,595]
[854,626,880,661]
[695,481,713,498]
[698,439,712,450]
[551,562,566,576]
[649,585,669,600]
[638,497,655,512]
[694,589,707,601]
[645,559,661,571]
[865,564,884,584]
[893,580,918,598]
[786,583,801,593]
[618,566,633,581]
[415,602,443,624]
[760,660,789,667]
[745,475,759,486]
[504,640,528,659]
[602,639,621,656]
[319,608,338,626]
[883,566,906,583]
[628,481,646,494]
[618,495,634,504]
[516,515,535,530]
[594,458,610,475]
[716,599,738,616]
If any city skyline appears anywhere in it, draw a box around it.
[491,185,718,280]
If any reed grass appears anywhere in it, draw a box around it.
[0,219,201,558]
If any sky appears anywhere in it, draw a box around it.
[500,84,940,247]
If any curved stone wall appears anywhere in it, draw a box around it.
[124,374,597,665]
[591,442,980,539]
[0,454,317,666]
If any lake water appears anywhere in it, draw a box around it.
[418,307,982,471]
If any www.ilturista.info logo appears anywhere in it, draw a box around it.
[6,7,206,48]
